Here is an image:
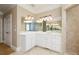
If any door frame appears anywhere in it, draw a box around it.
[0,16,2,43]
[62,4,76,54]
[3,13,12,47]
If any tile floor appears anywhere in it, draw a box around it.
[11,46,61,55]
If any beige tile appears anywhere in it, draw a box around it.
[11,47,60,55]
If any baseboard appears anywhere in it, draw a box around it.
[0,40,4,43]
[64,52,77,55]
[11,45,21,52]
[11,45,17,51]
[36,45,64,54]
[26,45,36,52]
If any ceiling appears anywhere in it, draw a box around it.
[0,4,16,15]
[19,4,61,14]
[0,4,61,15]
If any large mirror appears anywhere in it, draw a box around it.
[24,20,43,31]
[46,20,62,31]
[21,15,62,32]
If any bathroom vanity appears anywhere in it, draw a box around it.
[20,17,62,52]
[20,31,62,52]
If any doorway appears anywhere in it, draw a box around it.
[3,14,12,47]
[66,5,79,54]
[62,5,79,54]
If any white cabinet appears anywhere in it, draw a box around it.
[48,33,62,52]
[20,32,62,52]
[20,35,27,51]
[31,34,36,47]
[20,32,35,51]
[36,33,48,48]
[26,35,32,51]
[20,35,32,51]
[36,32,62,52]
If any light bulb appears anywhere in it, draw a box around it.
[28,16,31,20]
[48,15,52,21]
[25,16,28,20]
[31,17,34,20]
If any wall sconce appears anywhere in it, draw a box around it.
[25,15,34,20]
[39,15,53,21]
[48,15,52,21]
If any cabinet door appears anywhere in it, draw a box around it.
[20,35,26,51]
[31,33,36,47]
[25,34,32,51]
[20,33,36,51]
[36,33,40,45]
[26,33,36,50]
[46,33,52,49]
[37,33,47,48]
[50,34,62,52]
[37,33,45,47]
[26,39,32,50]
[41,34,47,48]
[20,35,32,51]
[54,35,62,52]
